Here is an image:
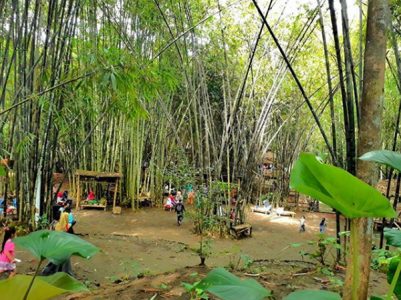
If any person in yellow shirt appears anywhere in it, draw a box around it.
[55,210,69,232]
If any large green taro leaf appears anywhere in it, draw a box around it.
[14,230,99,265]
[197,268,271,300]
[387,257,401,300]
[284,290,341,300]
[360,150,401,172]
[0,272,88,300]
[290,153,395,218]
[384,228,401,248]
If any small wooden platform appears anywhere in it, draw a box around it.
[251,206,271,214]
[230,223,252,239]
[275,208,296,218]
[80,204,107,211]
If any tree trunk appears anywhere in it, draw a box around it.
[343,0,389,299]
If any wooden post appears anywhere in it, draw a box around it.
[113,178,119,212]
[76,175,80,210]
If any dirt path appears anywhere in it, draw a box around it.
[16,207,387,298]
[18,208,333,281]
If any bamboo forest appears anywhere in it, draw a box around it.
[1,0,401,299]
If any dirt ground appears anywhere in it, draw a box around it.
[16,207,387,299]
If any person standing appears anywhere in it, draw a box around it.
[319,218,327,233]
[0,226,16,277]
[299,216,306,232]
[175,199,185,226]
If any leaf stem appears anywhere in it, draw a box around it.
[23,259,43,300]
[350,220,360,300]
[386,255,401,300]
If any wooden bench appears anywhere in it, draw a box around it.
[137,192,152,207]
[80,204,107,211]
[275,208,296,218]
[252,206,271,214]
[230,223,252,239]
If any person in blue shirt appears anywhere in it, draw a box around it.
[64,207,76,234]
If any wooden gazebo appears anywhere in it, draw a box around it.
[75,170,122,212]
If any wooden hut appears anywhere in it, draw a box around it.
[75,170,122,212]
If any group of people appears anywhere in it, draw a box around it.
[0,190,77,278]
[299,216,327,233]
[55,190,76,234]
[163,190,186,226]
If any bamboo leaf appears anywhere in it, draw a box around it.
[110,73,117,91]
[290,153,396,218]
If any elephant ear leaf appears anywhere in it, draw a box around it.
[0,273,88,300]
[290,153,395,218]
[360,150,401,172]
[384,229,401,248]
[284,290,341,300]
[386,257,401,300]
[14,230,99,265]
[197,268,271,300]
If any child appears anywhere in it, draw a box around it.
[175,199,185,226]
[55,209,69,232]
[319,218,327,233]
[176,190,183,203]
[64,207,76,234]
[299,216,306,232]
[0,226,16,277]
[164,196,173,211]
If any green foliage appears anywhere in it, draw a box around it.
[37,214,50,230]
[182,280,209,300]
[195,268,271,300]
[164,148,197,190]
[384,229,401,248]
[197,238,212,259]
[283,290,341,300]
[290,153,396,218]
[292,234,342,266]
[371,248,395,271]
[387,257,401,300]
[0,165,5,177]
[360,150,401,172]
[383,228,401,299]
[0,273,88,300]
[190,186,228,236]
[226,247,253,271]
[14,230,99,265]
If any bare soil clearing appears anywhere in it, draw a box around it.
[16,208,387,299]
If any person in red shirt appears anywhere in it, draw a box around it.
[87,190,95,200]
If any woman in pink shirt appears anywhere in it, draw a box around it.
[0,226,16,277]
